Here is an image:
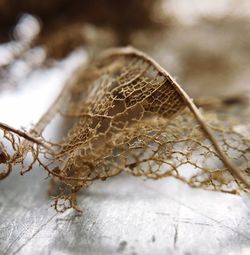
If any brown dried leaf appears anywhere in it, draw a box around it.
[1,47,249,212]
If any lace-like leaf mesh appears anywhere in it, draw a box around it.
[1,47,249,212]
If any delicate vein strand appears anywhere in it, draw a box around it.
[0,121,50,150]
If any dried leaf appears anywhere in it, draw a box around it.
[1,47,249,212]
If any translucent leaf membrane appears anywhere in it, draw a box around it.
[0,47,249,212]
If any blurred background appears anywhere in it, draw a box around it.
[0,1,250,255]
[1,0,250,126]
